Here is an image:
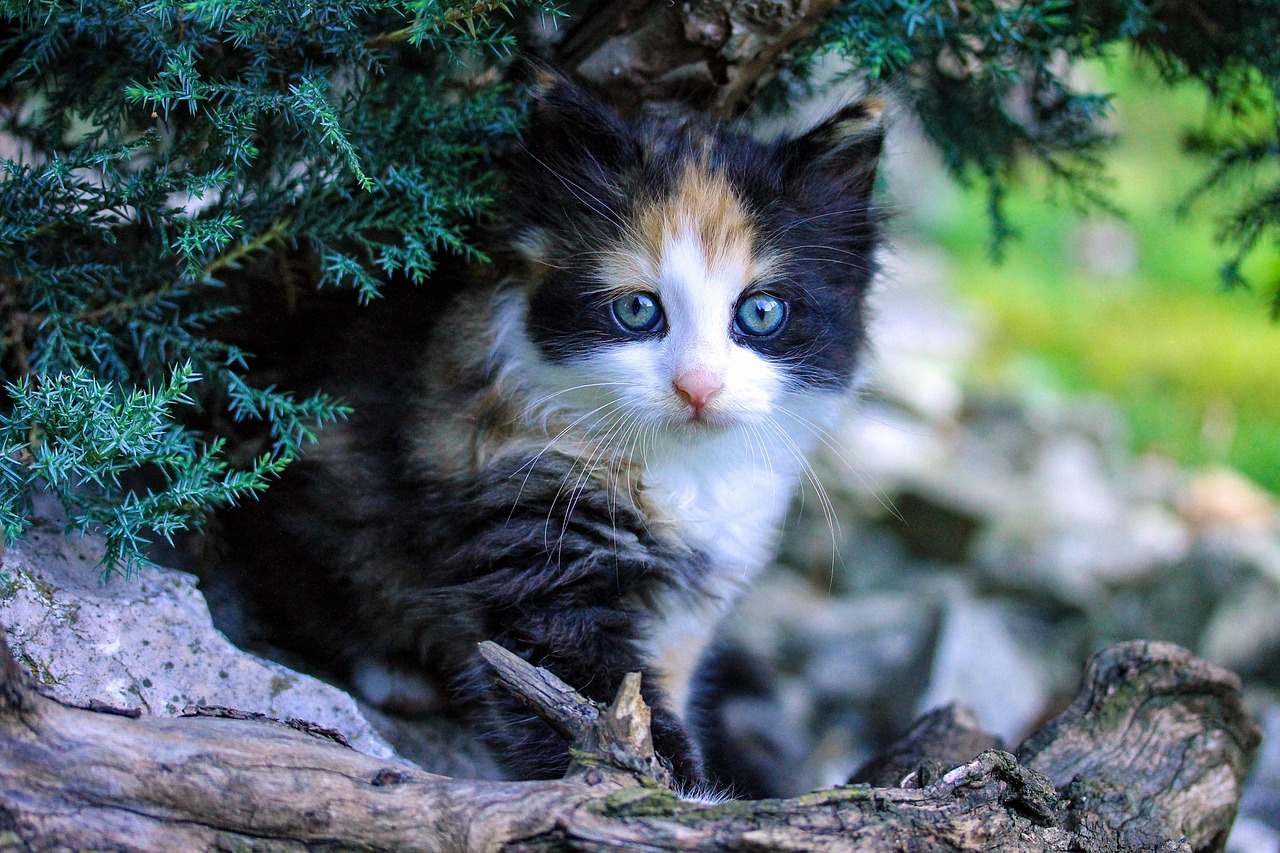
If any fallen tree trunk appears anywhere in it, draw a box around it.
[0,631,1259,852]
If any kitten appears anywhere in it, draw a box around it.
[221,74,883,789]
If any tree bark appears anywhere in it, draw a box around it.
[0,632,1259,852]
[551,0,837,117]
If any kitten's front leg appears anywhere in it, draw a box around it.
[435,458,710,787]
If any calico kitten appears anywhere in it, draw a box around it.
[221,74,883,789]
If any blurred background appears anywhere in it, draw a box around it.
[713,50,1280,850]
[909,57,1280,494]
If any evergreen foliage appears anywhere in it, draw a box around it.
[0,0,1276,573]
[804,0,1280,308]
[0,0,544,573]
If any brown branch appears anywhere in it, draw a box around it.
[0,630,1259,852]
[199,217,292,280]
[478,640,671,788]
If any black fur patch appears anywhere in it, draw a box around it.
[526,269,644,361]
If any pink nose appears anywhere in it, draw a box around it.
[673,369,724,412]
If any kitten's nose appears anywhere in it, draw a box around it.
[673,369,724,413]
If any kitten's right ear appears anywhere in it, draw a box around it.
[523,68,637,170]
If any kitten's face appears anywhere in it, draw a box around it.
[509,79,882,438]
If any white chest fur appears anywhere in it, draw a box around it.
[636,395,841,717]
[643,427,800,587]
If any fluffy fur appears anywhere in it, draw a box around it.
[220,75,883,790]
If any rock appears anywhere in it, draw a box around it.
[1033,433,1126,528]
[0,512,400,762]
[788,592,942,722]
[871,354,966,426]
[862,245,979,425]
[830,400,950,495]
[878,489,984,563]
[975,503,1191,608]
[1237,699,1280,837]
[1169,526,1280,675]
[916,590,1057,744]
[869,245,980,368]
[720,571,945,791]
[1200,577,1280,677]
[1192,524,1280,589]
[1179,467,1277,532]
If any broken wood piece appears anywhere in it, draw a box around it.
[477,640,671,788]
[848,702,1005,789]
[551,0,842,118]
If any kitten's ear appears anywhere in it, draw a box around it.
[780,99,885,196]
[524,68,637,170]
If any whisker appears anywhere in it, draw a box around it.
[512,397,627,524]
[772,401,904,526]
[758,414,842,585]
[548,403,644,561]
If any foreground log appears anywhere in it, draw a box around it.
[0,630,1259,852]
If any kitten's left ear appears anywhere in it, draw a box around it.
[780,99,885,197]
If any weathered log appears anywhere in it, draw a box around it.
[847,702,1005,789]
[1017,643,1263,853]
[0,628,1259,852]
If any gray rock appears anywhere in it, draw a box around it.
[828,400,950,499]
[789,592,942,719]
[0,513,399,762]
[1201,577,1280,677]
[1239,699,1280,832]
[1193,525,1280,589]
[975,503,1191,608]
[1033,433,1126,527]
[869,245,980,371]
[916,591,1056,744]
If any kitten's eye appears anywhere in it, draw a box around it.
[611,292,664,333]
[735,293,787,336]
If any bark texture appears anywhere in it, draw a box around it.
[552,0,838,117]
[0,632,1260,852]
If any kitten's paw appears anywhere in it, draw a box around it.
[351,656,441,715]
[673,781,736,805]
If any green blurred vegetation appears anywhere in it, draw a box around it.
[922,55,1280,494]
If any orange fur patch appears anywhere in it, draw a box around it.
[644,164,757,277]
[595,162,774,296]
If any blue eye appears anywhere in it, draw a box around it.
[735,293,786,336]
[612,292,664,333]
